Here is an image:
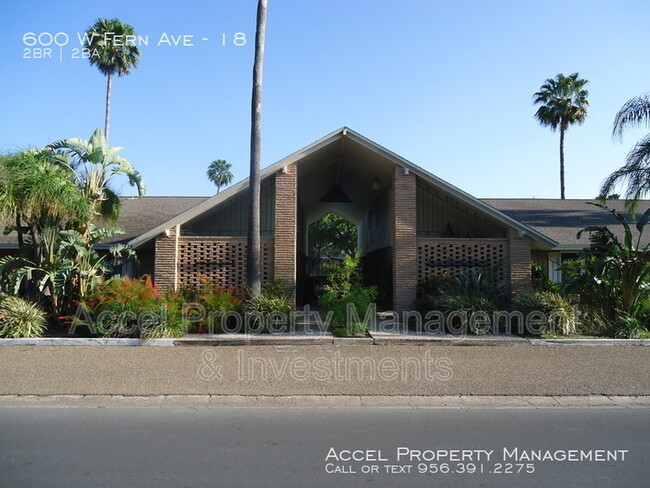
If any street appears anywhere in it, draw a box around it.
[1,407,648,487]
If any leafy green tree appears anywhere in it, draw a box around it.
[308,213,358,259]
[0,137,142,317]
[84,18,141,143]
[600,93,650,209]
[0,150,90,269]
[49,128,145,238]
[534,73,589,199]
[0,150,91,313]
[206,159,234,193]
[574,203,650,316]
[247,0,268,298]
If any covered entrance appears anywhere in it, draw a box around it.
[295,140,397,307]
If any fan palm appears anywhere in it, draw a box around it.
[600,94,650,209]
[84,18,141,143]
[206,159,234,194]
[533,73,589,199]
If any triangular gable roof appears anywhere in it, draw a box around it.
[129,127,558,248]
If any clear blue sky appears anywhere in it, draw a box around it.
[1,0,648,199]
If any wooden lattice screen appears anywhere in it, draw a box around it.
[417,238,507,284]
[177,236,274,289]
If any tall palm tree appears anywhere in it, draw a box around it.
[534,73,589,199]
[84,18,141,144]
[206,159,234,194]
[600,93,650,209]
[247,0,268,298]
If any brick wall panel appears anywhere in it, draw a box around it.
[393,167,418,311]
[176,236,274,289]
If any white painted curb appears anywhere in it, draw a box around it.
[0,338,175,346]
[0,337,648,346]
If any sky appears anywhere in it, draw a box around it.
[1,0,649,199]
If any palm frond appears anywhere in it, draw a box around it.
[612,94,650,140]
[600,133,650,209]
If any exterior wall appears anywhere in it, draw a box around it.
[416,180,506,238]
[177,236,274,289]
[273,164,298,304]
[531,249,547,270]
[359,187,392,254]
[417,238,508,285]
[392,166,417,312]
[507,228,532,295]
[154,225,179,290]
[182,180,275,237]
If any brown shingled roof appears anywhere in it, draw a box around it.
[482,199,650,248]
[0,196,208,247]
[1,196,648,250]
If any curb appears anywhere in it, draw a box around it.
[1,337,649,346]
[0,394,648,409]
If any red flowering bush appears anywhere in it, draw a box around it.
[78,276,185,339]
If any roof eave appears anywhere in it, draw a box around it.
[128,128,348,249]
[128,126,558,249]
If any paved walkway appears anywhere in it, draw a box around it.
[1,344,648,398]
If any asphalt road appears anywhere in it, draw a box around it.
[0,345,649,396]
[0,407,648,487]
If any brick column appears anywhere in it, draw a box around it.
[393,165,417,312]
[154,225,179,290]
[507,228,532,295]
[274,164,297,304]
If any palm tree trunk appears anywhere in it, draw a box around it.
[15,214,24,249]
[560,125,566,200]
[247,0,267,298]
[105,72,112,144]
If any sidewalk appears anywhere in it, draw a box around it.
[1,344,648,398]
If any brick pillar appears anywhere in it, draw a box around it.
[507,228,532,295]
[393,165,417,312]
[274,164,297,304]
[154,225,179,290]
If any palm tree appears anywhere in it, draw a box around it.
[600,93,650,209]
[0,150,92,313]
[84,18,141,144]
[49,128,145,238]
[206,159,234,194]
[533,73,589,199]
[247,0,268,298]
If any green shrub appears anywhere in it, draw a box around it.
[608,314,647,339]
[0,296,47,338]
[573,308,609,337]
[415,274,451,310]
[319,282,377,329]
[531,262,561,293]
[637,294,650,329]
[261,278,295,300]
[513,290,576,336]
[562,257,621,323]
[317,254,377,332]
[244,294,294,333]
[418,269,507,334]
[332,322,368,337]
